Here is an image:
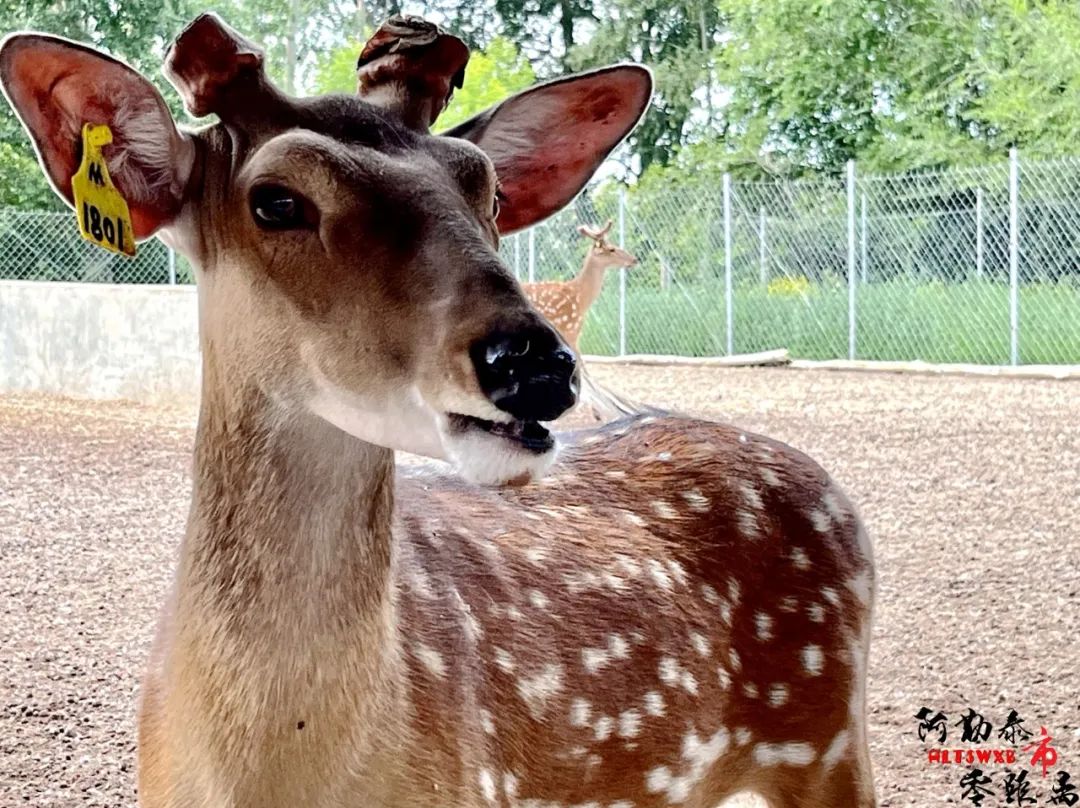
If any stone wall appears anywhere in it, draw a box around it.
[0,281,200,403]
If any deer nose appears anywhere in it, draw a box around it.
[470,328,579,422]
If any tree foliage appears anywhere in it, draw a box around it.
[9,0,1080,210]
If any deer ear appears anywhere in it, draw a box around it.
[445,65,652,234]
[0,33,195,239]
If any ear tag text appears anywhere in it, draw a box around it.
[71,124,136,257]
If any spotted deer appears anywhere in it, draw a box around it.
[524,220,638,353]
[524,222,640,421]
[0,13,876,808]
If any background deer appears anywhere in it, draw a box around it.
[0,13,876,808]
[524,219,638,353]
[525,221,641,421]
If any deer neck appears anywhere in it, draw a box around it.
[574,249,610,308]
[176,350,398,656]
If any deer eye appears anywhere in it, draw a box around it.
[250,185,308,230]
[493,187,506,221]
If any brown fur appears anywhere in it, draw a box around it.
[0,16,876,808]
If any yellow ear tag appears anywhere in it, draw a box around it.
[71,123,136,257]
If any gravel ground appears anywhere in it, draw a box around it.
[1,366,1078,807]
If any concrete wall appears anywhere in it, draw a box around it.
[0,280,200,403]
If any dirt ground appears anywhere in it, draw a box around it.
[1,365,1078,807]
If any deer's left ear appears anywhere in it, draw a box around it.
[445,65,652,234]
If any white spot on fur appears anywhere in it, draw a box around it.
[790,546,811,570]
[529,589,550,610]
[822,489,848,525]
[680,488,711,512]
[823,729,851,769]
[753,742,816,767]
[480,709,495,735]
[478,768,496,802]
[570,698,592,727]
[615,554,642,578]
[728,648,741,672]
[659,657,679,685]
[594,715,614,741]
[681,671,699,695]
[666,559,689,587]
[503,772,518,799]
[609,633,631,659]
[717,665,732,689]
[737,509,760,540]
[517,663,565,719]
[779,595,798,613]
[494,647,514,673]
[742,682,759,699]
[620,510,647,528]
[768,683,790,707]
[728,579,741,604]
[739,481,764,511]
[759,466,782,488]
[690,631,711,657]
[807,602,826,623]
[848,569,873,605]
[413,643,446,678]
[618,709,642,738]
[646,559,673,589]
[524,547,548,566]
[735,727,752,746]
[802,645,824,676]
[809,509,831,533]
[644,691,665,717]
[701,583,720,604]
[755,611,774,641]
[647,728,731,803]
[646,766,672,793]
[822,587,841,606]
[583,646,610,674]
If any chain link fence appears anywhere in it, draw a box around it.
[3,152,1080,365]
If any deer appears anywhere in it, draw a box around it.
[0,13,876,808]
[523,221,640,421]
[523,219,637,354]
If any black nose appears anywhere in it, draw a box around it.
[470,327,579,422]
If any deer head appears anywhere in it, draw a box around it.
[578,219,638,270]
[0,14,652,485]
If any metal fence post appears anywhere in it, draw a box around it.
[513,233,521,281]
[167,248,177,285]
[723,173,733,356]
[860,193,868,284]
[1009,148,1020,366]
[758,206,767,285]
[527,228,535,283]
[847,160,857,360]
[618,187,627,356]
[975,187,984,280]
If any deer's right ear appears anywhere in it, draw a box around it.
[0,34,195,239]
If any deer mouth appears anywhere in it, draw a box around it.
[446,413,554,454]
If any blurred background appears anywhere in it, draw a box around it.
[3,0,1080,364]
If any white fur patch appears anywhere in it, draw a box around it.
[753,742,816,767]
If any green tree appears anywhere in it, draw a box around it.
[566,0,724,173]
